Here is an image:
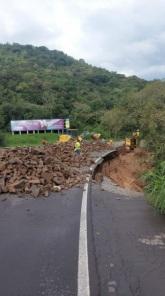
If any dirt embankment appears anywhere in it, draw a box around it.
[0,140,112,197]
[101,148,152,192]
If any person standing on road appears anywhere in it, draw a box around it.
[74,138,81,156]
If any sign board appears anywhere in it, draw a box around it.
[65,118,70,129]
[11,119,64,132]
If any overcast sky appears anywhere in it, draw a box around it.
[0,0,165,80]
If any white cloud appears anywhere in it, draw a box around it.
[0,0,165,79]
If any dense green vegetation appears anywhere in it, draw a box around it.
[101,81,165,138]
[0,43,164,211]
[144,162,165,214]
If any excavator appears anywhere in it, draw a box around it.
[125,130,140,151]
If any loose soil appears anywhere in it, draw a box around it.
[100,148,152,192]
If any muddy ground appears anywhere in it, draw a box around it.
[100,148,152,192]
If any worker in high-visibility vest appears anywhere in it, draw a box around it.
[74,139,81,155]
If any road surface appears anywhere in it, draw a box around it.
[90,183,165,296]
[0,182,165,296]
[0,188,82,296]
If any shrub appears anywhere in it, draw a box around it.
[144,161,165,213]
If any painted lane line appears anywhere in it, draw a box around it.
[78,179,90,296]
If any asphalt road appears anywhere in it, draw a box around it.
[90,184,165,296]
[0,183,165,296]
[0,188,82,296]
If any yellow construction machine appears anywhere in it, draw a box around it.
[59,134,72,143]
[125,130,140,151]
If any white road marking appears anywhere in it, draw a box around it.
[77,179,90,296]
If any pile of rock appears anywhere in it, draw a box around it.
[0,140,111,197]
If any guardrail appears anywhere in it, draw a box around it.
[90,149,119,180]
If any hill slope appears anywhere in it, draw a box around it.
[0,43,146,130]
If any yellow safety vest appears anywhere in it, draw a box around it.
[74,141,81,151]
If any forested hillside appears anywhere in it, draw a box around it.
[0,43,146,130]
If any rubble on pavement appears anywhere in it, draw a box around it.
[0,140,112,197]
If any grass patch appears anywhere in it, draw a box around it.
[5,132,59,147]
[144,161,165,214]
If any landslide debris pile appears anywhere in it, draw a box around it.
[0,141,111,197]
